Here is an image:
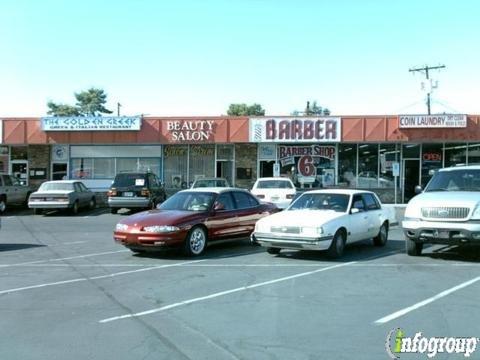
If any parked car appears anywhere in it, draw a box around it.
[251,177,296,209]
[28,180,96,215]
[403,165,480,256]
[191,177,230,188]
[108,172,166,214]
[251,189,389,258]
[0,174,33,214]
[113,187,278,256]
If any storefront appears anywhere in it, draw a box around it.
[1,113,479,203]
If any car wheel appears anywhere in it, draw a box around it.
[70,201,79,215]
[267,247,281,255]
[0,197,6,214]
[110,208,118,214]
[184,226,207,256]
[406,237,423,256]
[89,198,96,210]
[327,230,346,259]
[373,222,388,247]
[24,192,32,207]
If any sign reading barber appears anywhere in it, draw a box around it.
[249,117,341,143]
[399,114,467,128]
[41,116,142,131]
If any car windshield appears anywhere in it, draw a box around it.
[159,192,215,211]
[288,193,350,212]
[39,182,74,191]
[193,179,227,188]
[425,169,480,192]
[256,180,293,189]
[113,174,146,187]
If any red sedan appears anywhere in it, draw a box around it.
[113,188,278,256]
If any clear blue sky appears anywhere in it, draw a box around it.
[1,0,478,117]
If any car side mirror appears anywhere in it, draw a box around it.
[351,208,360,214]
[414,185,423,194]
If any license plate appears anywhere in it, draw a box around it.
[435,230,450,239]
[123,192,134,197]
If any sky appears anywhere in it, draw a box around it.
[0,0,479,117]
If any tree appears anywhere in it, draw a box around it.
[46,101,81,116]
[291,101,331,116]
[46,87,113,117]
[227,103,265,116]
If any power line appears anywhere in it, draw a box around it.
[409,64,446,115]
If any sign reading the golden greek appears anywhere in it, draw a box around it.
[399,114,467,128]
[166,120,215,142]
[249,117,341,142]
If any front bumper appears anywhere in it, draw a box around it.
[402,219,480,244]
[113,229,187,250]
[28,201,71,209]
[251,232,333,251]
[108,197,150,208]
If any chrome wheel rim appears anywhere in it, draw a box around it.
[89,200,95,208]
[0,201,5,212]
[189,228,206,255]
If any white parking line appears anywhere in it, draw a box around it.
[0,249,130,267]
[99,261,356,323]
[374,275,480,325]
[0,260,205,295]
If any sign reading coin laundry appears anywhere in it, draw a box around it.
[399,114,467,128]
[249,117,341,142]
[41,116,141,131]
[166,120,215,141]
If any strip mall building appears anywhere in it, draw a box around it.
[0,114,477,203]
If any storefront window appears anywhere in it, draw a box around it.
[358,144,378,188]
[71,158,93,179]
[379,144,398,189]
[444,143,466,167]
[164,145,188,190]
[11,146,27,160]
[338,144,357,188]
[189,145,215,187]
[278,144,336,188]
[421,144,443,187]
[468,143,480,165]
[117,158,137,173]
[138,158,161,177]
[0,146,9,174]
[402,144,420,158]
[93,158,115,179]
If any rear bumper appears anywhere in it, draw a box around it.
[108,197,150,208]
[251,232,333,251]
[28,201,70,209]
[402,220,480,244]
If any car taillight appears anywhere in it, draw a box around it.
[107,189,117,197]
[141,188,150,196]
[256,194,265,199]
[286,194,294,199]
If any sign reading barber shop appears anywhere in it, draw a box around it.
[249,117,341,143]
[399,114,467,128]
[41,116,142,131]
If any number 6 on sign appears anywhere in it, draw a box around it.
[298,155,316,177]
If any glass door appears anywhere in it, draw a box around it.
[10,160,28,186]
[51,163,68,180]
[402,159,420,203]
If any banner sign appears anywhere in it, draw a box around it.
[41,116,142,131]
[399,114,467,128]
[249,117,341,142]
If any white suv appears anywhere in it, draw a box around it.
[251,177,296,209]
[402,165,480,256]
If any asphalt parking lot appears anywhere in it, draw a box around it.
[0,208,479,360]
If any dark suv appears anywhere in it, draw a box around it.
[107,172,166,214]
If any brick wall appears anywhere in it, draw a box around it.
[235,144,257,189]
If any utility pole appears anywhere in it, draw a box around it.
[117,102,122,116]
[409,64,445,114]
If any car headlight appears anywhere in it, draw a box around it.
[471,205,480,220]
[143,225,179,233]
[301,226,323,236]
[115,223,129,232]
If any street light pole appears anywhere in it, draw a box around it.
[409,64,445,115]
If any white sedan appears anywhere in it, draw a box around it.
[251,189,389,258]
[251,177,296,209]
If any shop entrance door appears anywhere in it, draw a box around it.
[216,161,233,186]
[51,163,68,180]
[10,160,28,186]
[402,159,420,203]
[259,160,274,177]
